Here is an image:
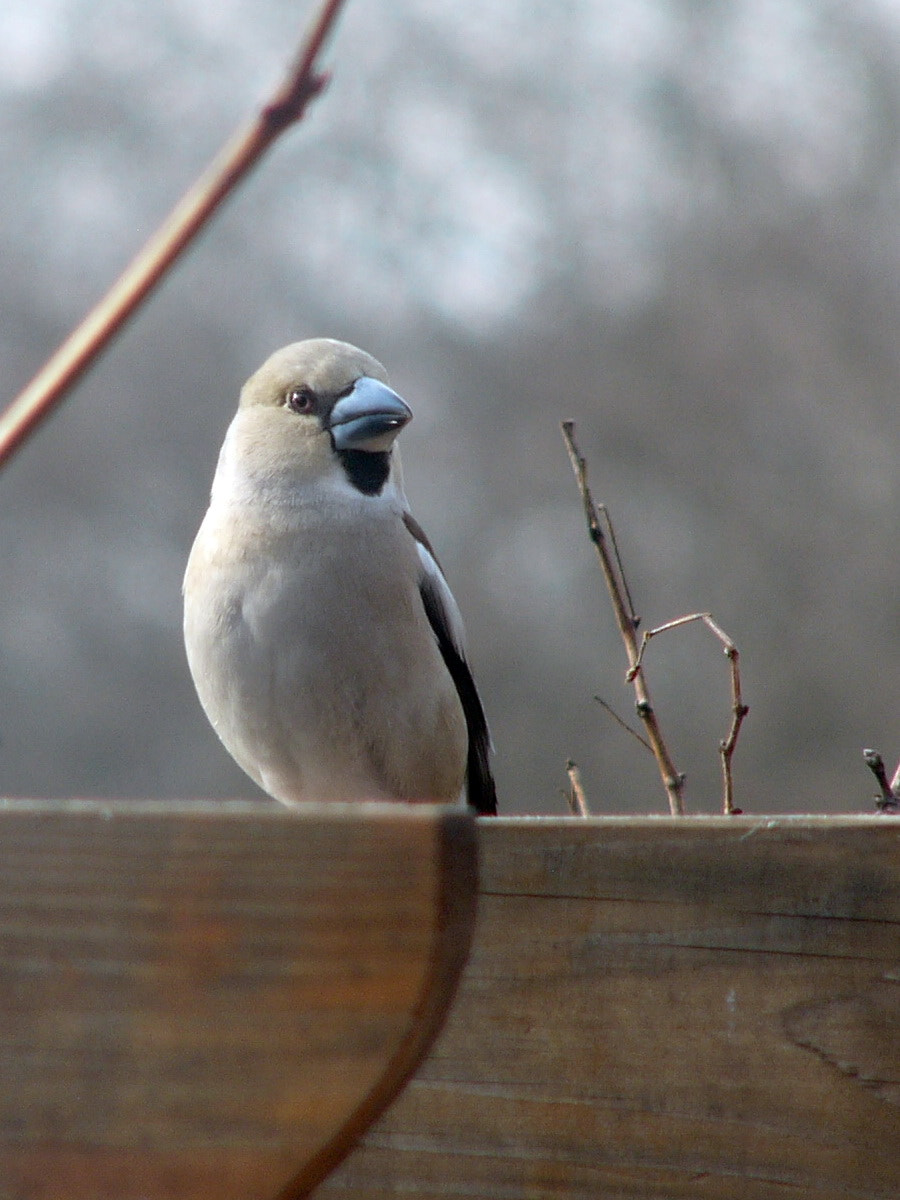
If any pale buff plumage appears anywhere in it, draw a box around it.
[183,339,496,812]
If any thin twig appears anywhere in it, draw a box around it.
[863,748,900,813]
[594,696,653,753]
[565,760,591,816]
[596,504,639,629]
[561,420,685,815]
[631,612,747,815]
[0,0,348,470]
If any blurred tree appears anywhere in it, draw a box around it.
[1,0,899,812]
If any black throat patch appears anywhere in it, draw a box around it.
[337,449,391,495]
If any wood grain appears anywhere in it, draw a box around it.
[320,815,900,1200]
[0,799,477,1200]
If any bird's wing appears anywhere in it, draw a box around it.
[403,513,498,816]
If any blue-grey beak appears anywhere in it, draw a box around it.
[329,377,412,452]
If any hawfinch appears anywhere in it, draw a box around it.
[183,338,497,814]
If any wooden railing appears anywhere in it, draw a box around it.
[1,805,897,1198]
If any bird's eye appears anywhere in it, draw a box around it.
[286,385,316,414]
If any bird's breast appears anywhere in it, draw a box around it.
[184,497,467,804]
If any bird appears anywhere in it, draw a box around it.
[183,337,497,815]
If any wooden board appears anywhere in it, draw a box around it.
[320,815,900,1200]
[0,800,477,1200]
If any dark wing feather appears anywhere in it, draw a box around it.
[418,574,498,816]
[403,513,497,816]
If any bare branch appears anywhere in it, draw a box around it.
[594,696,653,753]
[631,612,747,815]
[561,420,685,815]
[596,503,639,628]
[718,641,748,817]
[0,0,348,471]
[863,748,900,813]
[565,760,590,816]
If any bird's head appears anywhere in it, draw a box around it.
[227,338,412,497]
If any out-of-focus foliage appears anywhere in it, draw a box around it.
[2,0,899,813]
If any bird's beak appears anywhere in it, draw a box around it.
[328,377,412,452]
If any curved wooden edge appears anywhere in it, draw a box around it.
[279,804,478,1199]
[0,799,479,1200]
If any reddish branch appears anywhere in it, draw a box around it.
[565,760,590,816]
[863,748,900,813]
[630,613,748,815]
[562,421,749,816]
[0,0,348,470]
[561,420,685,816]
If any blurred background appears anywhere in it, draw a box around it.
[1,0,898,815]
